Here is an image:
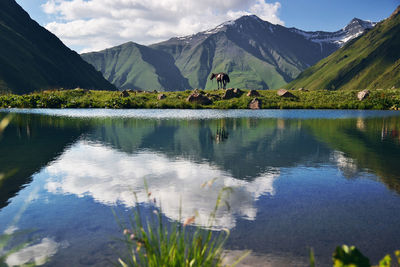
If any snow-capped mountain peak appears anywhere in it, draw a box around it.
[168,15,376,50]
[291,18,376,48]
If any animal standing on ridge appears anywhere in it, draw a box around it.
[210,73,230,89]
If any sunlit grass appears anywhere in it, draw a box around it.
[115,185,249,267]
[1,88,400,109]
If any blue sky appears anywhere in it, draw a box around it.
[15,0,399,52]
[278,0,398,31]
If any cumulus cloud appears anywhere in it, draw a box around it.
[41,0,283,52]
[45,141,279,229]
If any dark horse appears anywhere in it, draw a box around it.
[210,73,230,89]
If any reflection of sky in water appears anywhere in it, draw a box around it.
[1,110,400,266]
[6,238,60,266]
[1,185,61,266]
[45,141,278,229]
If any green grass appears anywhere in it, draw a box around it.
[115,186,248,267]
[1,88,400,110]
[328,245,400,267]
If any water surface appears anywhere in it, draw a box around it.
[1,109,400,266]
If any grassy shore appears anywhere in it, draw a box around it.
[1,88,400,110]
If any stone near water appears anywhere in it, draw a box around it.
[157,93,166,100]
[247,90,260,97]
[249,98,262,109]
[120,90,130,97]
[357,90,370,101]
[222,88,236,100]
[233,88,243,95]
[186,93,212,105]
[298,88,309,92]
[223,88,242,100]
[277,89,295,98]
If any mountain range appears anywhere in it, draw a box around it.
[0,0,116,94]
[287,6,400,90]
[82,15,375,91]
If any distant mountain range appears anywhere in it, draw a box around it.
[288,6,400,90]
[82,15,375,91]
[0,0,115,94]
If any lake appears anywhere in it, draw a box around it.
[1,109,400,266]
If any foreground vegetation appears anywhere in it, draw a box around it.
[116,183,399,267]
[1,88,400,110]
[115,186,249,267]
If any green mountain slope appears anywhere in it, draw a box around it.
[81,42,190,91]
[287,6,400,90]
[81,15,375,91]
[151,15,338,90]
[85,15,375,91]
[0,0,116,94]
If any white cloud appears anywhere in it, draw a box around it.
[41,0,283,52]
[45,141,279,229]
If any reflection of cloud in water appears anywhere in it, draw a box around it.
[330,151,359,178]
[45,141,278,228]
[5,238,59,266]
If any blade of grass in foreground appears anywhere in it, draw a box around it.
[116,182,248,266]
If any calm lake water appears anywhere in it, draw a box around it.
[1,109,400,266]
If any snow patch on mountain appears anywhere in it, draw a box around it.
[169,15,376,50]
[291,18,376,47]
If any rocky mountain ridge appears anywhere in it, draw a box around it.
[82,14,377,91]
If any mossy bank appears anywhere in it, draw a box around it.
[1,88,400,110]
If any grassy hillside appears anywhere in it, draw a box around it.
[0,0,116,94]
[287,6,400,90]
[81,42,190,91]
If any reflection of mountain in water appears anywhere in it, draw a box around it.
[2,111,400,267]
[88,118,332,180]
[0,114,86,209]
[2,112,400,214]
[305,117,400,193]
